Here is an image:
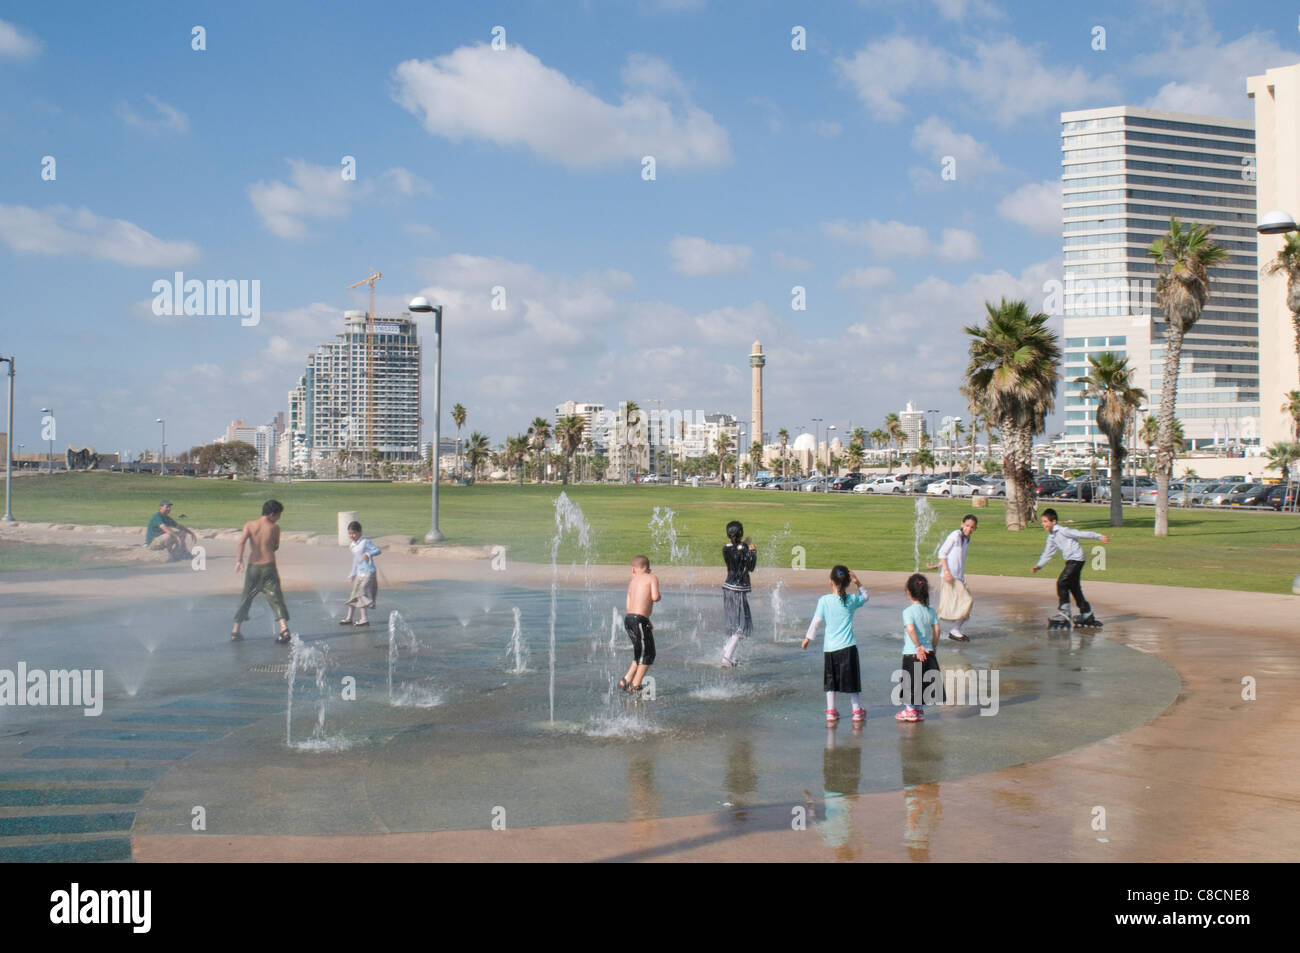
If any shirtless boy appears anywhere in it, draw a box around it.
[618,555,661,693]
[231,499,291,643]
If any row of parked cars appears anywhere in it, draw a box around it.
[744,472,1297,510]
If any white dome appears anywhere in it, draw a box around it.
[793,433,817,452]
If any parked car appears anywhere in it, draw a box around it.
[799,476,832,492]
[1053,479,1100,502]
[1170,481,1213,506]
[858,475,906,494]
[1096,477,1156,503]
[903,474,937,493]
[827,474,863,492]
[1268,484,1299,510]
[1136,481,1186,506]
[1200,483,1239,506]
[926,477,982,497]
[973,478,1006,497]
[1226,484,1270,507]
[1033,474,1071,497]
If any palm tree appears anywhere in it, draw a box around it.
[845,443,865,472]
[1076,352,1146,526]
[464,432,490,481]
[1149,218,1228,535]
[505,434,529,485]
[884,413,902,471]
[748,440,763,479]
[951,420,966,472]
[715,432,733,483]
[581,435,594,483]
[964,298,1062,530]
[554,414,586,485]
[527,417,551,483]
[869,429,888,462]
[452,403,467,478]
[851,427,867,454]
[778,427,789,481]
[910,448,935,474]
[1265,441,1300,480]
[1281,390,1300,441]
[1261,231,1300,384]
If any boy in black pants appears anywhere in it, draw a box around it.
[1031,508,1110,625]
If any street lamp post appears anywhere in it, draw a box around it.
[811,417,823,476]
[408,297,445,542]
[156,418,166,476]
[40,406,53,475]
[1,356,14,521]
[826,424,836,476]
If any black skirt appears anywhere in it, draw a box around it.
[900,652,944,706]
[823,645,861,693]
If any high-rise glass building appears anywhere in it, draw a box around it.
[287,310,422,469]
[1060,106,1259,451]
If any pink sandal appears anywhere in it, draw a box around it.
[852,708,866,723]
[825,709,840,723]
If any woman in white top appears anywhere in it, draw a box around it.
[932,515,977,642]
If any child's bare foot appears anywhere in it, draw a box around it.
[230,630,244,642]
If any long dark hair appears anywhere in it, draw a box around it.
[726,520,743,544]
[831,564,851,604]
[906,572,929,606]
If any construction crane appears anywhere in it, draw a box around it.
[347,269,382,474]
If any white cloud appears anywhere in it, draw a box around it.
[810,120,842,138]
[1139,30,1290,119]
[748,96,784,134]
[910,116,1003,177]
[835,34,1119,125]
[0,204,199,266]
[0,19,41,61]
[998,180,1062,235]
[859,0,1002,20]
[823,219,981,262]
[392,45,731,168]
[838,266,894,290]
[117,95,190,134]
[771,251,811,273]
[669,235,752,276]
[247,159,431,239]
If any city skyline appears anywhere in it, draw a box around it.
[3,2,1298,458]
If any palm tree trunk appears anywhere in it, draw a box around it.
[1154,330,1185,537]
[1017,426,1036,527]
[1108,435,1124,527]
[1002,418,1021,531]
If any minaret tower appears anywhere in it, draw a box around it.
[749,341,765,451]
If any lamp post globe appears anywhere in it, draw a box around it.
[1257,210,1297,235]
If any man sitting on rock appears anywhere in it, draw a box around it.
[145,500,196,559]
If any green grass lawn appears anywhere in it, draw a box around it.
[7,473,1300,593]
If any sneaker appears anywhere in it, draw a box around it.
[912,707,925,722]
[894,708,914,722]
[852,707,866,723]
[948,629,970,643]
[825,708,840,723]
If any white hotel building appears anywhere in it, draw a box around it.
[1060,107,1260,451]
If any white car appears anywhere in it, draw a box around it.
[856,476,905,494]
[926,477,980,497]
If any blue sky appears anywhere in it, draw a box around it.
[1,0,1296,458]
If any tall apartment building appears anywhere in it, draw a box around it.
[1060,107,1259,450]
[899,401,925,451]
[554,401,606,449]
[1248,62,1300,446]
[287,310,422,469]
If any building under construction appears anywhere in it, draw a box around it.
[288,309,422,472]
